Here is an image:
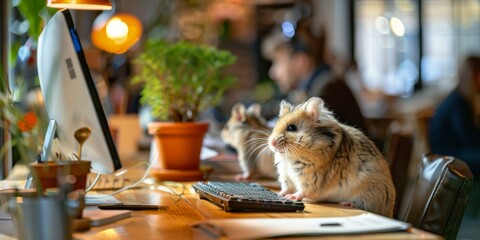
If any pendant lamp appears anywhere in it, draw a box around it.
[91,3,142,54]
[47,0,112,10]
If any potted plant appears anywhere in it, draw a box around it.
[133,39,236,181]
[0,66,44,173]
[28,160,91,193]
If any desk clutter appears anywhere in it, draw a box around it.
[0,179,443,239]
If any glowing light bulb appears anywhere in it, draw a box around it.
[106,17,129,42]
[390,17,405,37]
[92,13,143,54]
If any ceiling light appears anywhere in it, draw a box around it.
[47,0,112,10]
[390,17,405,37]
[91,12,142,54]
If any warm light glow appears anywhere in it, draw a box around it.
[96,229,120,239]
[143,178,156,185]
[91,13,142,54]
[395,0,415,12]
[47,0,112,10]
[106,18,129,42]
[390,17,405,37]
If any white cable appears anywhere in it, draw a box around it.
[85,161,152,197]
[86,139,158,198]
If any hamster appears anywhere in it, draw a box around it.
[268,97,395,217]
[221,103,276,180]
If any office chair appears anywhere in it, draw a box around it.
[399,153,473,240]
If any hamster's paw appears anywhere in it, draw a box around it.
[339,201,359,209]
[284,192,305,201]
[278,189,293,197]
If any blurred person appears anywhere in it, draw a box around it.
[429,55,480,218]
[429,56,480,176]
[263,19,368,134]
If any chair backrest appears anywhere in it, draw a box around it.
[383,121,414,219]
[399,153,473,240]
[385,132,413,218]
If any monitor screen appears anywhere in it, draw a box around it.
[37,9,122,173]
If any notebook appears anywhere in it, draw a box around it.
[83,208,131,226]
[191,213,411,240]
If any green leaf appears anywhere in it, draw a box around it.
[9,42,21,69]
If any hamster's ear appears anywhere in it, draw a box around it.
[247,103,261,117]
[279,100,293,117]
[303,97,324,120]
[231,103,246,122]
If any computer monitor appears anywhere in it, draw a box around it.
[37,9,122,173]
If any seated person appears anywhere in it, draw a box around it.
[429,55,480,218]
[262,19,368,134]
[429,55,480,177]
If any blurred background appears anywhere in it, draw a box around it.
[1,0,479,238]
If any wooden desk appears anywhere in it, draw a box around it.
[0,175,441,239]
[67,183,439,240]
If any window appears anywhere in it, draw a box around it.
[354,0,480,96]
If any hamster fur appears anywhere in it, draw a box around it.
[268,97,395,217]
[221,103,276,180]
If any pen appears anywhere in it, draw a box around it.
[319,222,342,227]
[98,204,168,211]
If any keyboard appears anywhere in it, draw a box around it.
[192,181,305,212]
[87,174,130,191]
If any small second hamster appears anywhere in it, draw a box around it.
[268,97,395,217]
[221,103,276,180]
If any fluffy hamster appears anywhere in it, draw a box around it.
[268,97,395,217]
[221,103,276,180]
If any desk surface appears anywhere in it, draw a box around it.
[83,183,440,240]
[0,182,441,240]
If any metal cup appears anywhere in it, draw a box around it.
[8,196,72,240]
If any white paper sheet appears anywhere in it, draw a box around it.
[200,146,218,160]
[191,213,411,240]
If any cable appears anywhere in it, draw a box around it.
[86,139,159,198]
[85,160,152,197]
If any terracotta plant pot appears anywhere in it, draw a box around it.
[28,160,91,192]
[148,122,209,181]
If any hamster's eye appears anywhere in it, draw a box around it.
[287,124,297,132]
